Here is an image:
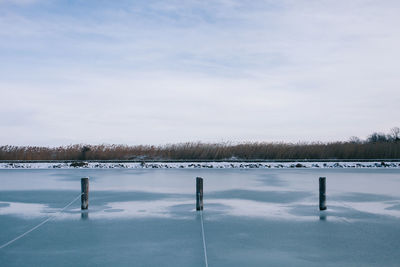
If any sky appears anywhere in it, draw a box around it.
[1,0,399,146]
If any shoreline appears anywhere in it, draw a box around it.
[1,161,400,169]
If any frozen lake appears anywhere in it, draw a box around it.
[1,169,400,266]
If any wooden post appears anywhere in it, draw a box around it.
[196,177,203,211]
[319,177,326,210]
[81,177,89,210]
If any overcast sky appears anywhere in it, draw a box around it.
[1,0,399,146]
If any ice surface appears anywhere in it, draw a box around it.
[0,169,400,266]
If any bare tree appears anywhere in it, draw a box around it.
[391,127,400,142]
[367,132,389,143]
[349,136,362,144]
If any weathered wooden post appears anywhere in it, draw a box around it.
[319,177,326,210]
[81,177,89,210]
[196,177,203,211]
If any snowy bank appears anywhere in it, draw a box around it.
[0,161,399,169]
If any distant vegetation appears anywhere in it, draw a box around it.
[1,128,399,161]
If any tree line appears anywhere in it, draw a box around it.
[1,127,399,161]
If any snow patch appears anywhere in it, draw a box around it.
[0,161,399,169]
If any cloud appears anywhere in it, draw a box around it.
[0,0,400,145]
[0,0,39,5]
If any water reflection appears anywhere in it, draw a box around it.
[2,193,400,222]
[81,211,89,220]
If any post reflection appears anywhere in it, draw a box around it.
[81,211,89,220]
